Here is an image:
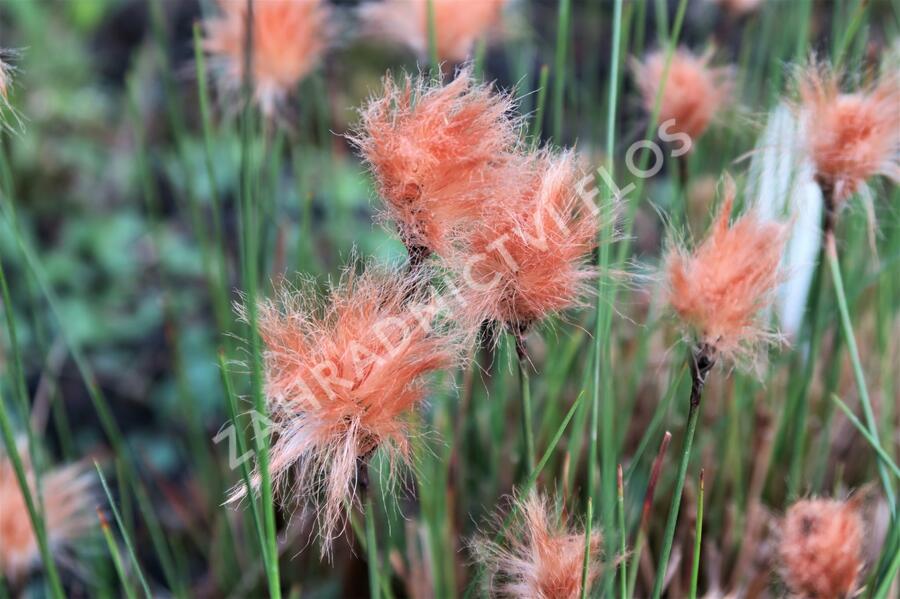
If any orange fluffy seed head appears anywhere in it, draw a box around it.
[451,150,603,333]
[360,0,507,63]
[0,449,95,583]
[665,179,786,370]
[204,0,329,115]
[474,492,604,599]
[236,264,459,553]
[779,498,864,599]
[633,48,733,143]
[351,68,521,257]
[797,64,900,206]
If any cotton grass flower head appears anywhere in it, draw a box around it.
[203,0,329,115]
[0,448,94,583]
[473,491,604,599]
[351,67,521,259]
[450,149,603,338]
[665,177,787,370]
[632,48,733,143]
[778,497,864,599]
[360,0,507,64]
[233,263,460,553]
[796,62,900,209]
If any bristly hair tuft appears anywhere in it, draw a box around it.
[203,0,330,116]
[448,148,612,336]
[472,491,604,599]
[778,497,865,599]
[664,175,787,372]
[0,445,95,583]
[349,66,523,259]
[795,59,900,207]
[229,262,462,556]
[632,47,733,144]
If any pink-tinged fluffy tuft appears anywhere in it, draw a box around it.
[474,492,604,599]
[632,48,733,142]
[665,179,786,369]
[204,0,329,115]
[797,64,900,206]
[779,498,864,599]
[0,448,95,583]
[360,0,506,63]
[351,68,521,257]
[450,149,602,332]
[234,264,460,553]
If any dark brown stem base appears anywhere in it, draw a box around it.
[355,449,375,500]
[816,176,837,242]
[689,343,716,409]
[511,320,532,362]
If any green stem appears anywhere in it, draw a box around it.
[238,1,281,595]
[516,336,535,474]
[826,232,896,515]
[0,389,65,599]
[0,259,29,433]
[580,497,594,599]
[426,0,440,78]
[365,497,380,599]
[654,0,669,44]
[830,395,900,479]
[872,538,900,599]
[626,531,645,599]
[588,2,625,595]
[0,256,42,499]
[529,65,550,148]
[676,153,690,231]
[617,465,628,599]
[218,351,268,558]
[689,470,704,599]
[552,0,571,140]
[651,347,714,599]
[192,24,229,328]
[348,505,394,599]
[472,37,487,78]
[834,0,869,69]
[98,510,137,599]
[94,463,152,598]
